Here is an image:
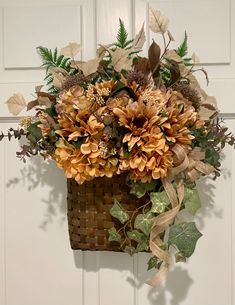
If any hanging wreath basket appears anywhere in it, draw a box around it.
[1,6,235,288]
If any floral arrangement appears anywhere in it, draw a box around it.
[2,7,235,286]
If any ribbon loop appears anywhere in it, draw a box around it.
[146,143,214,287]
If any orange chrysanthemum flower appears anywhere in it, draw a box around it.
[162,91,204,146]
[113,99,167,151]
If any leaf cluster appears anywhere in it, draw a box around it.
[108,181,171,271]
[0,128,25,142]
[108,177,205,269]
[115,19,133,49]
[37,46,72,94]
[191,118,235,177]
[176,32,192,66]
[161,32,192,86]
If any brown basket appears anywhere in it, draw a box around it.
[67,174,146,251]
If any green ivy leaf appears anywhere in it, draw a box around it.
[127,230,145,243]
[168,222,202,257]
[130,180,157,198]
[136,240,149,252]
[184,188,201,215]
[147,256,159,270]
[142,180,158,191]
[134,211,154,236]
[150,191,170,214]
[110,199,129,224]
[130,183,146,198]
[124,245,136,256]
[127,230,149,252]
[108,227,122,242]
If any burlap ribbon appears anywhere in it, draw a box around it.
[146,144,214,287]
[186,147,214,180]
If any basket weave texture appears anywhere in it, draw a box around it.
[67,174,146,251]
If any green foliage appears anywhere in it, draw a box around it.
[110,81,137,100]
[134,211,154,236]
[191,121,235,174]
[130,184,146,198]
[183,187,201,215]
[27,122,42,143]
[160,66,171,86]
[127,230,145,243]
[115,19,133,49]
[176,32,192,66]
[130,180,158,198]
[147,256,160,270]
[108,227,123,242]
[177,31,188,57]
[110,199,129,224]
[0,128,25,142]
[37,46,71,72]
[168,222,202,258]
[136,239,149,252]
[191,127,220,167]
[45,106,57,118]
[124,245,136,256]
[150,191,170,214]
[127,230,149,252]
[37,46,71,94]
[205,146,220,166]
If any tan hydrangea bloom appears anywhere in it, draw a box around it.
[53,138,118,183]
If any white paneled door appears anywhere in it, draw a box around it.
[0,0,235,305]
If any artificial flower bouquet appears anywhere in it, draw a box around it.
[2,7,234,286]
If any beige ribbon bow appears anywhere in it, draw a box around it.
[146,144,214,287]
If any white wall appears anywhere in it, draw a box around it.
[0,1,235,304]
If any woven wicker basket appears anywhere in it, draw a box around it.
[67,174,146,251]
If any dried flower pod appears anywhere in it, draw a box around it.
[172,81,201,111]
[61,74,87,91]
[126,70,149,86]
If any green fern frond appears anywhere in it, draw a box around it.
[116,18,131,49]
[123,39,134,49]
[37,46,71,72]
[160,66,171,86]
[177,31,188,57]
[36,46,73,94]
[53,48,58,62]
